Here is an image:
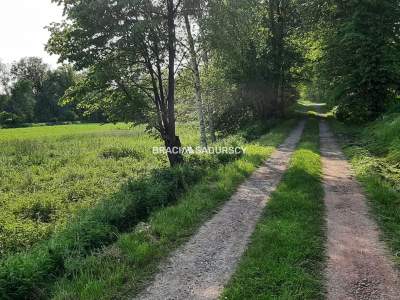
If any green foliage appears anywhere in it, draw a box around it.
[0,58,79,126]
[0,123,200,255]
[10,57,48,96]
[99,146,142,160]
[316,0,400,122]
[60,66,147,124]
[0,111,21,126]
[206,0,303,118]
[0,159,207,299]
[7,80,36,122]
[35,66,78,122]
[240,120,278,142]
[222,119,325,299]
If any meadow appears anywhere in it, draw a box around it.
[0,123,199,255]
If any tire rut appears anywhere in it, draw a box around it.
[320,120,400,300]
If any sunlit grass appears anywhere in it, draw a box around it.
[0,123,198,255]
[294,100,333,118]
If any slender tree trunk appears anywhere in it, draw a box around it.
[165,0,183,166]
[277,0,286,116]
[206,101,216,143]
[268,0,279,117]
[201,50,216,143]
[268,0,286,117]
[197,6,217,142]
[184,13,208,148]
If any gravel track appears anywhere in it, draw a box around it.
[320,121,400,300]
[135,121,306,300]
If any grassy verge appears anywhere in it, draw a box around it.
[48,120,297,300]
[221,118,326,299]
[0,161,211,299]
[330,114,400,265]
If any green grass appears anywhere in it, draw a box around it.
[0,121,250,299]
[221,118,326,300]
[294,100,331,116]
[0,123,130,140]
[0,123,198,255]
[48,120,297,300]
[330,113,400,265]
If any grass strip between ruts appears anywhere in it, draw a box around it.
[221,118,326,300]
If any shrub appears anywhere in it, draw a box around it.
[241,121,274,141]
[0,111,22,127]
[16,199,56,223]
[99,146,142,160]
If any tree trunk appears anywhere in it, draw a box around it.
[206,101,216,143]
[268,0,286,117]
[166,0,183,166]
[201,50,216,143]
[198,7,217,143]
[184,13,208,148]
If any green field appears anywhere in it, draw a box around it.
[0,123,199,255]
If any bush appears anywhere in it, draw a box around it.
[0,111,22,127]
[99,146,141,160]
[241,120,275,141]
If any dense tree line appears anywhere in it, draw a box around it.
[1,0,399,161]
[303,0,400,122]
[46,0,400,165]
[45,0,307,165]
[0,57,83,126]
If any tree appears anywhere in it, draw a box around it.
[183,0,208,147]
[0,61,11,121]
[205,0,302,119]
[48,0,185,166]
[10,57,49,96]
[320,0,400,122]
[6,80,36,122]
[60,65,147,123]
[0,60,11,96]
[266,0,303,116]
[35,66,77,122]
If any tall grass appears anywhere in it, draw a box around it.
[0,123,198,255]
